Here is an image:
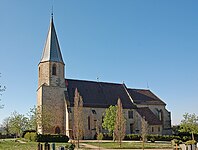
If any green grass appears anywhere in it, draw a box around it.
[0,139,173,149]
[85,141,173,149]
[0,139,37,150]
[0,139,70,150]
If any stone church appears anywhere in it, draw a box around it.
[37,16,172,139]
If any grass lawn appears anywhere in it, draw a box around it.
[85,141,173,149]
[0,139,70,150]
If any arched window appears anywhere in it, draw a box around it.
[55,126,61,134]
[88,116,90,130]
[52,64,56,75]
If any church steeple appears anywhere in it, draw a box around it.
[38,15,65,88]
[40,16,64,64]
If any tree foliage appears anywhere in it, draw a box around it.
[1,117,10,135]
[114,98,126,147]
[73,88,84,148]
[37,105,55,133]
[8,111,29,137]
[26,106,37,130]
[179,113,198,134]
[102,105,117,136]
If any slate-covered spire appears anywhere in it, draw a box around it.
[40,15,64,63]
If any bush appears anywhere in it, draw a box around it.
[37,134,69,143]
[124,134,141,141]
[177,132,198,141]
[182,136,190,142]
[97,133,103,140]
[102,133,113,140]
[171,139,182,146]
[147,135,180,142]
[123,134,181,142]
[150,137,155,143]
[24,132,37,142]
[185,140,197,145]
[65,143,75,150]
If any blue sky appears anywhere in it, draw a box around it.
[0,0,198,125]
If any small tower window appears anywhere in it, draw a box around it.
[52,64,57,75]
[39,67,41,78]
[88,116,90,130]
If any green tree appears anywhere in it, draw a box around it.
[102,105,117,137]
[114,98,126,147]
[1,117,11,135]
[179,113,198,135]
[26,106,37,130]
[9,111,28,137]
[73,88,84,148]
[37,105,55,133]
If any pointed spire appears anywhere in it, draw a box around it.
[40,16,64,64]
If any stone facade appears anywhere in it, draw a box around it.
[37,16,172,139]
[65,107,137,139]
[137,104,171,135]
[37,61,66,134]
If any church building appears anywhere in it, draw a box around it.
[37,16,172,139]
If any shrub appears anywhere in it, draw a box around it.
[171,139,182,146]
[102,133,113,140]
[150,137,155,143]
[65,143,75,150]
[147,135,180,142]
[124,134,141,140]
[185,140,197,145]
[37,134,69,143]
[182,136,190,142]
[24,132,37,142]
[97,133,103,140]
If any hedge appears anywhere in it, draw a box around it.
[147,135,181,142]
[37,134,69,143]
[102,133,181,141]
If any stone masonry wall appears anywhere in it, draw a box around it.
[66,107,137,139]
[38,85,66,134]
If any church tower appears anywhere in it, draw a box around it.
[37,15,66,134]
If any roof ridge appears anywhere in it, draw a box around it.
[65,78,123,85]
[128,88,150,91]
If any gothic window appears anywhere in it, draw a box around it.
[55,126,61,134]
[128,110,133,119]
[151,127,154,132]
[93,120,97,130]
[88,116,90,130]
[130,123,133,134]
[52,64,57,75]
[158,127,161,132]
